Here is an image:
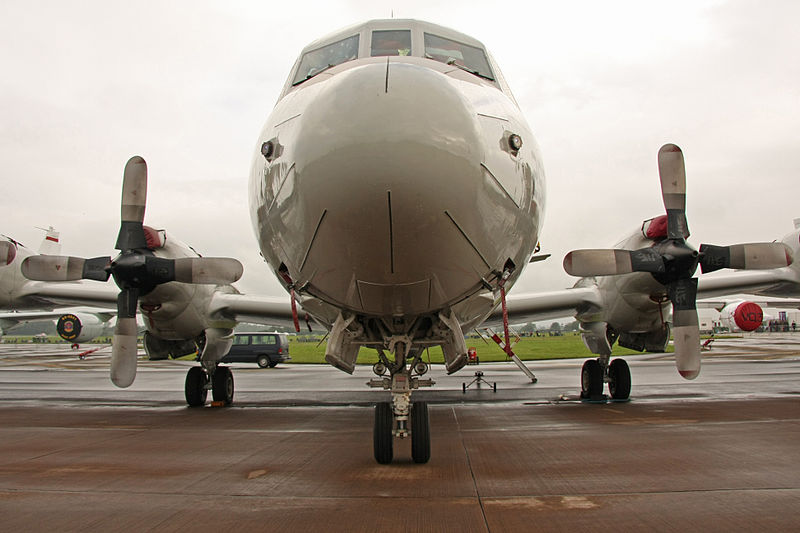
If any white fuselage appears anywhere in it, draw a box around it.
[248,21,544,332]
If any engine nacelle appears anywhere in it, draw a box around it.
[719,301,763,332]
[617,323,671,353]
[56,313,105,343]
[143,331,199,360]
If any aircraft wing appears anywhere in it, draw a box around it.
[697,267,800,300]
[209,291,302,329]
[0,306,116,335]
[15,280,119,309]
[488,286,602,325]
[696,295,800,311]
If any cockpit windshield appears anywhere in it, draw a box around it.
[371,30,411,57]
[423,33,494,81]
[292,34,360,85]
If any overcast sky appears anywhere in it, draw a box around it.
[1,0,798,298]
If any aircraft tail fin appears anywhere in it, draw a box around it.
[36,226,60,255]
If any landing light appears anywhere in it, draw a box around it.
[508,134,523,151]
[261,141,274,160]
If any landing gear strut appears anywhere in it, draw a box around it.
[368,339,435,464]
[580,357,631,401]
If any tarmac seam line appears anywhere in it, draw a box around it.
[452,406,491,533]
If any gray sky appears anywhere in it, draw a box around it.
[1,0,798,298]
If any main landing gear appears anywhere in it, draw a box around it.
[580,356,631,401]
[185,365,234,407]
[368,340,435,464]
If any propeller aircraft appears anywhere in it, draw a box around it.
[5,19,797,464]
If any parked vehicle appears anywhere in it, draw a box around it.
[221,332,290,368]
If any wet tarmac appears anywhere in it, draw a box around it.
[0,334,798,531]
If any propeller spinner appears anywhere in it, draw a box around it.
[22,156,243,387]
[563,144,793,379]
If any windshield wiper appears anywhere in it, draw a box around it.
[446,58,494,81]
[293,63,337,86]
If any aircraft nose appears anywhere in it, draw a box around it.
[282,61,490,315]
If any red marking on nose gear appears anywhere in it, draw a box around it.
[278,267,301,333]
[494,269,515,358]
[289,287,300,332]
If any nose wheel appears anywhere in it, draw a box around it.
[410,402,430,464]
[373,402,393,464]
[373,400,431,464]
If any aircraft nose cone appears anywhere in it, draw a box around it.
[287,61,488,315]
[298,61,481,168]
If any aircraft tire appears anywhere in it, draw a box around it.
[608,359,631,400]
[212,366,234,405]
[185,367,208,407]
[411,402,430,464]
[581,359,603,399]
[373,402,393,464]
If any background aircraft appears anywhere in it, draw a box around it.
[4,15,800,464]
[0,227,117,344]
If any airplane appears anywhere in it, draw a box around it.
[0,228,116,344]
[6,19,796,464]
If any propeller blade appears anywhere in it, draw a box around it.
[172,257,244,284]
[22,255,87,281]
[111,317,139,388]
[657,144,690,239]
[563,248,664,277]
[21,255,111,282]
[0,241,15,266]
[115,156,149,251]
[110,289,139,388]
[121,156,147,223]
[667,278,701,380]
[699,242,793,274]
[82,256,113,281]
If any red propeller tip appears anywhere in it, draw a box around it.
[679,369,700,380]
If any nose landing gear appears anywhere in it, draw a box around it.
[368,340,434,464]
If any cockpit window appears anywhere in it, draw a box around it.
[371,30,411,57]
[423,33,494,81]
[292,34,360,85]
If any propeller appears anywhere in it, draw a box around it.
[22,156,243,388]
[564,144,793,379]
